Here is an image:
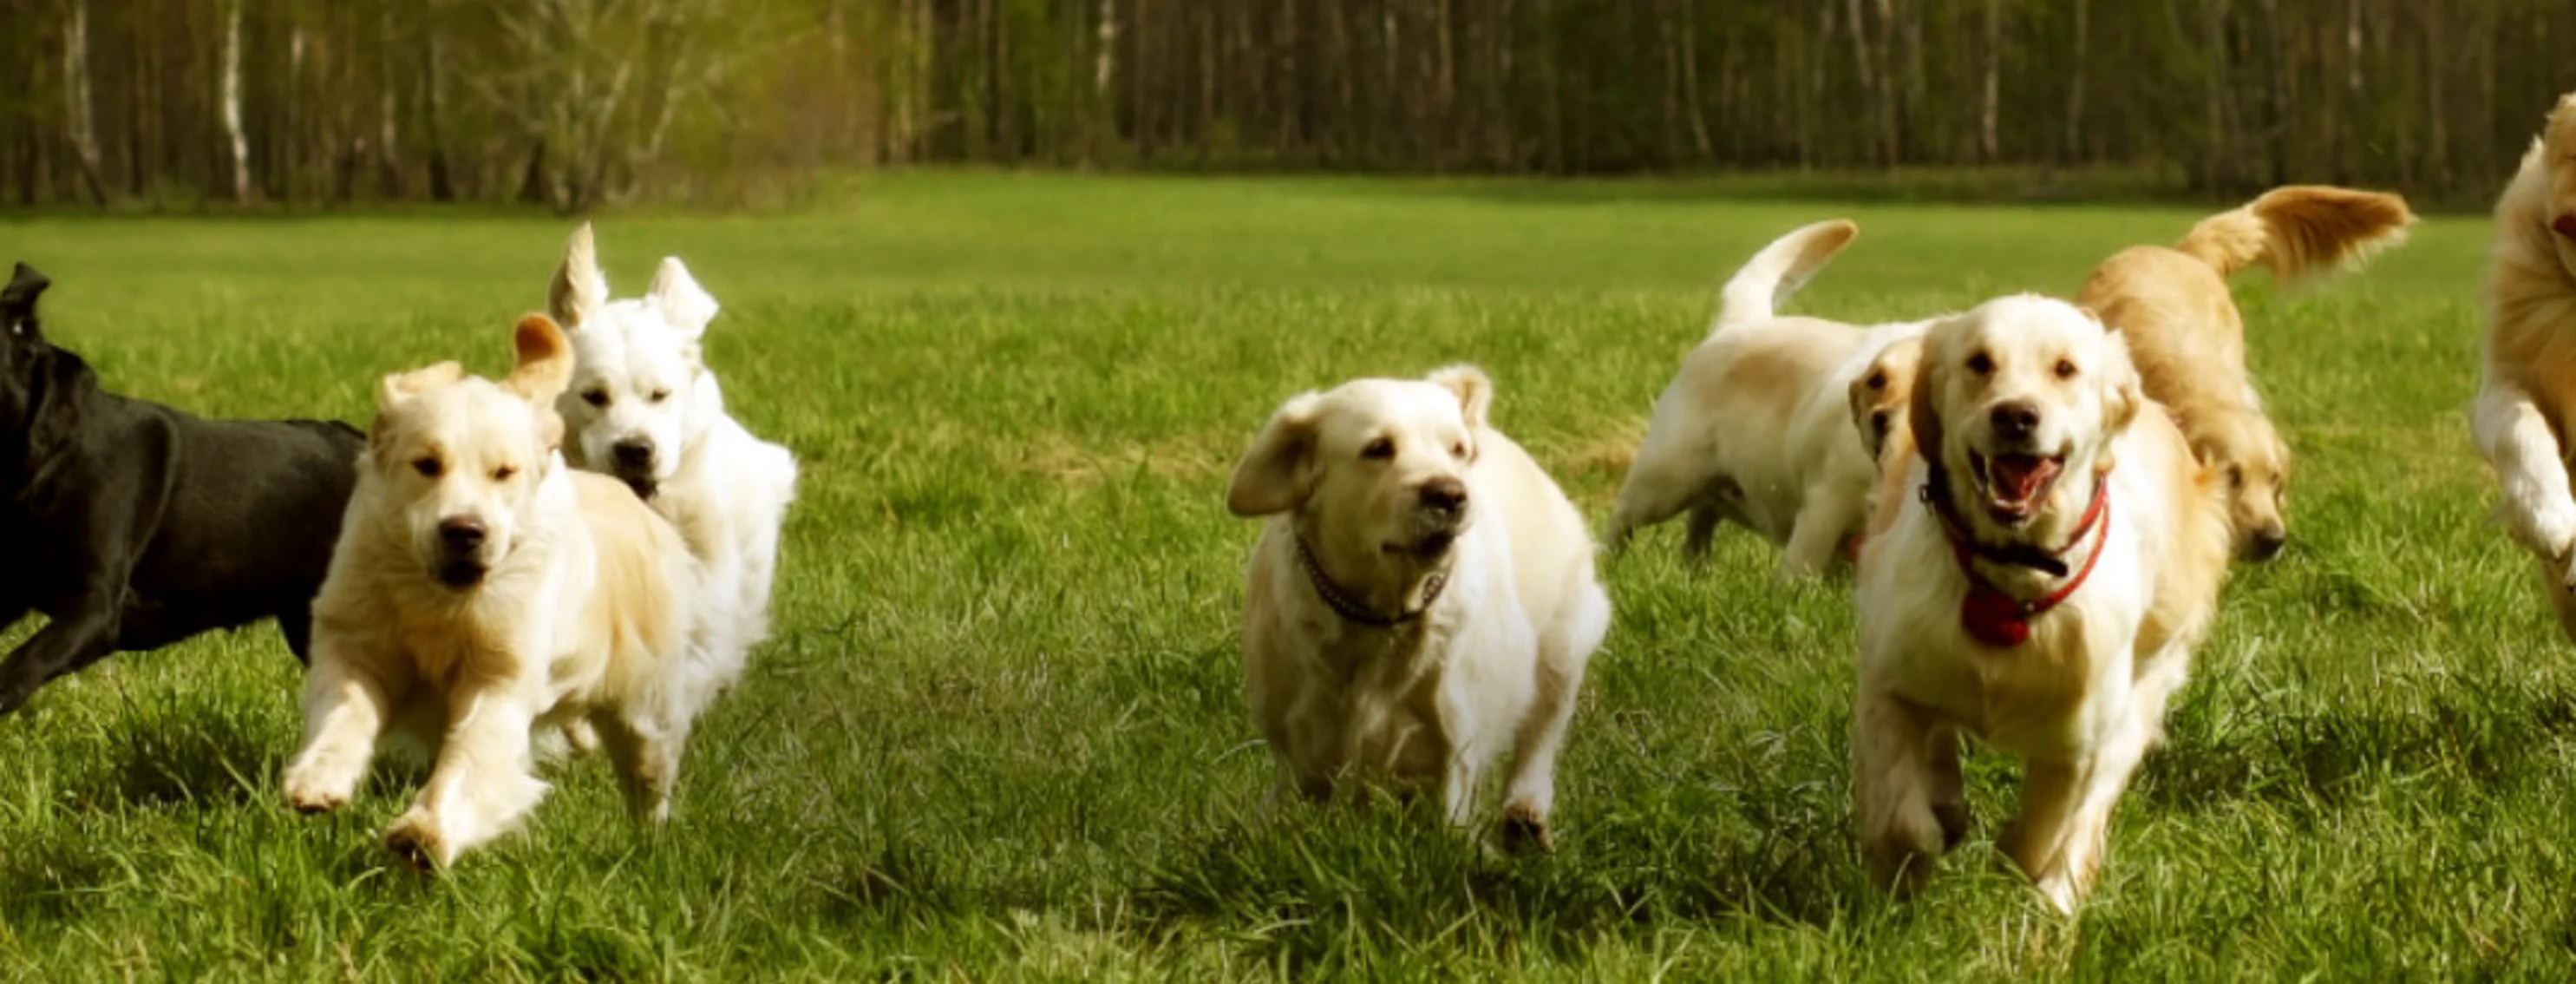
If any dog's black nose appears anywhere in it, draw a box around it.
[1989,402,2040,442]
[2246,528,2287,561]
[1418,477,1468,513]
[612,439,655,469]
[438,517,487,552]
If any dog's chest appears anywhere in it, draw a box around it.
[1298,626,1460,779]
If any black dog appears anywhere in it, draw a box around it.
[0,263,363,715]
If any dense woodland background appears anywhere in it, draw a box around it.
[3,0,2573,210]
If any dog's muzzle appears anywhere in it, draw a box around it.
[434,516,490,587]
[611,438,659,499]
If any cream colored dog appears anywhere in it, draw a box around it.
[1608,219,1933,575]
[1228,366,1610,850]
[1855,295,2229,913]
[2475,92,2576,644]
[2076,185,2412,561]
[281,314,717,869]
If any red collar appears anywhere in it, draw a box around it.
[1920,470,2112,648]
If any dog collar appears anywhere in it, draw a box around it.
[1919,469,2112,648]
[1295,535,1445,628]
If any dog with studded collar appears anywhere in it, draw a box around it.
[1226,365,1611,851]
[1854,295,2229,913]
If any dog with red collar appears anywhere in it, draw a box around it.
[1853,294,2231,914]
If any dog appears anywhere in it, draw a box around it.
[1228,365,1610,850]
[281,314,716,869]
[2076,185,2413,561]
[0,263,363,717]
[2475,92,2576,644]
[1854,295,2229,913]
[547,225,796,690]
[1607,220,1934,575]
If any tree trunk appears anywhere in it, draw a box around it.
[2065,0,2089,163]
[221,0,252,204]
[1980,0,2001,163]
[61,0,108,206]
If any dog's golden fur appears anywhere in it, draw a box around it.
[1855,296,2230,913]
[2475,93,2576,643]
[281,314,714,869]
[2076,185,2413,561]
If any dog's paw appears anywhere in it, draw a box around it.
[280,770,350,815]
[1495,804,1554,856]
[382,812,450,872]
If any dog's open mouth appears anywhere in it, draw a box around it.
[620,476,658,500]
[2554,213,2576,240]
[1384,530,1457,561]
[1971,451,2063,524]
[435,560,489,588]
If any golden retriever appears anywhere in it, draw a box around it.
[1228,366,1611,850]
[281,314,717,869]
[2077,185,2413,560]
[1609,220,1935,575]
[1855,295,2229,913]
[2475,92,2576,643]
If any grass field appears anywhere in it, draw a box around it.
[0,172,2560,979]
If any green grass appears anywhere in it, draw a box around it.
[0,172,2558,978]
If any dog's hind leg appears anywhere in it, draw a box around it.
[595,707,692,825]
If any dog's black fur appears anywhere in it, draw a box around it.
[0,263,363,715]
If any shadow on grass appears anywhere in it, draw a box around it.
[2141,678,2576,815]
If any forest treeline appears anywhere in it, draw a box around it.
[3,0,2573,210]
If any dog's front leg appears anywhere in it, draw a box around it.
[384,676,547,869]
[282,641,410,813]
[1856,689,1946,895]
[1780,488,1864,579]
[2473,381,2576,579]
[0,587,125,715]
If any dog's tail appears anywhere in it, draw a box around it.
[2172,185,2416,282]
[1710,219,1860,335]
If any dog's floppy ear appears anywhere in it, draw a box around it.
[549,223,610,329]
[1226,392,1324,517]
[646,258,719,341]
[1426,364,1493,431]
[504,313,575,405]
[2100,329,2143,434]
[3,263,49,331]
[1906,323,1950,466]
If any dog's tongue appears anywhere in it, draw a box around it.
[1991,455,2059,505]
[2555,213,2576,240]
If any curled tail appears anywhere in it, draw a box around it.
[2173,185,2416,282]
[1711,219,1860,335]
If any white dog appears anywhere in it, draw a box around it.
[281,315,720,869]
[2475,93,2576,644]
[1227,366,1610,850]
[1854,296,2229,913]
[1608,219,1932,575]
[547,224,797,689]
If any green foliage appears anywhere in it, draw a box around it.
[0,173,2563,977]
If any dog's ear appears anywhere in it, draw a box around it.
[503,313,575,405]
[1847,365,1882,458]
[646,258,719,341]
[549,223,610,329]
[378,361,464,409]
[3,263,49,328]
[1226,393,1323,517]
[2101,331,2143,434]
[1426,364,1493,432]
[1906,325,1949,466]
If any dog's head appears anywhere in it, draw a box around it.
[2544,94,2576,266]
[1909,296,2141,533]
[546,223,720,500]
[0,264,56,436]
[2185,403,2291,561]
[364,315,574,590]
[1849,336,1924,461]
[1226,366,1490,567]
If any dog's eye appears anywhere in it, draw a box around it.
[1450,441,1468,459]
[1361,438,1396,461]
[2226,466,2245,489]
[583,390,609,408]
[492,465,518,482]
[649,388,672,403]
[413,457,443,479]
[2055,358,2078,379]
[1965,352,1994,375]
